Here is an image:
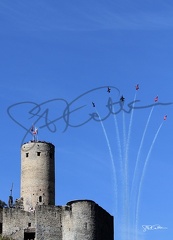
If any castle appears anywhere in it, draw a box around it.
[0,140,114,240]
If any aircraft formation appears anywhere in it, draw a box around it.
[91,84,167,121]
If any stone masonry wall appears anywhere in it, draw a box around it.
[35,205,62,240]
[3,208,35,239]
[62,200,114,240]
[2,200,113,240]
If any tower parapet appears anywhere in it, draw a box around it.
[21,141,55,211]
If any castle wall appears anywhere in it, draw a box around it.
[3,208,35,239]
[2,201,113,240]
[35,205,62,240]
[62,200,96,240]
[21,141,55,211]
[62,200,113,240]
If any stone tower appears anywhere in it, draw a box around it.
[20,141,55,211]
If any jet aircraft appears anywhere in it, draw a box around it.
[107,87,111,93]
[135,84,139,90]
[164,115,167,120]
[120,95,125,102]
[154,96,158,102]
[92,102,95,107]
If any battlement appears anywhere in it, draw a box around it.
[21,140,55,151]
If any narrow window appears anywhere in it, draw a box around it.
[26,153,29,157]
[37,152,41,156]
[28,223,31,227]
[39,196,42,202]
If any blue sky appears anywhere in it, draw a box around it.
[1,1,173,239]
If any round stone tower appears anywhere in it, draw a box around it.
[20,141,55,211]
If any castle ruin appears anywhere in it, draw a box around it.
[0,140,114,240]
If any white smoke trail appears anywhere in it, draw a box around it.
[122,110,126,155]
[124,92,137,240]
[113,110,123,181]
[135,121,163,240]
[122,109,127,227]
[121,109,130,240]
[125,92,137,179]
[131,106,154,196]
[114,109,123,174]
[131,106,154,232]
[113,110,125,240]
[97,111,118,216]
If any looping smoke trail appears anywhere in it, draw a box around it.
[96,110,118,216]
[135,121,164,240]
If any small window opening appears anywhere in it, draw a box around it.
[37,152,41,156]
[26,153,29,157]
[39,196,42,202]
[28,223,31,227]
